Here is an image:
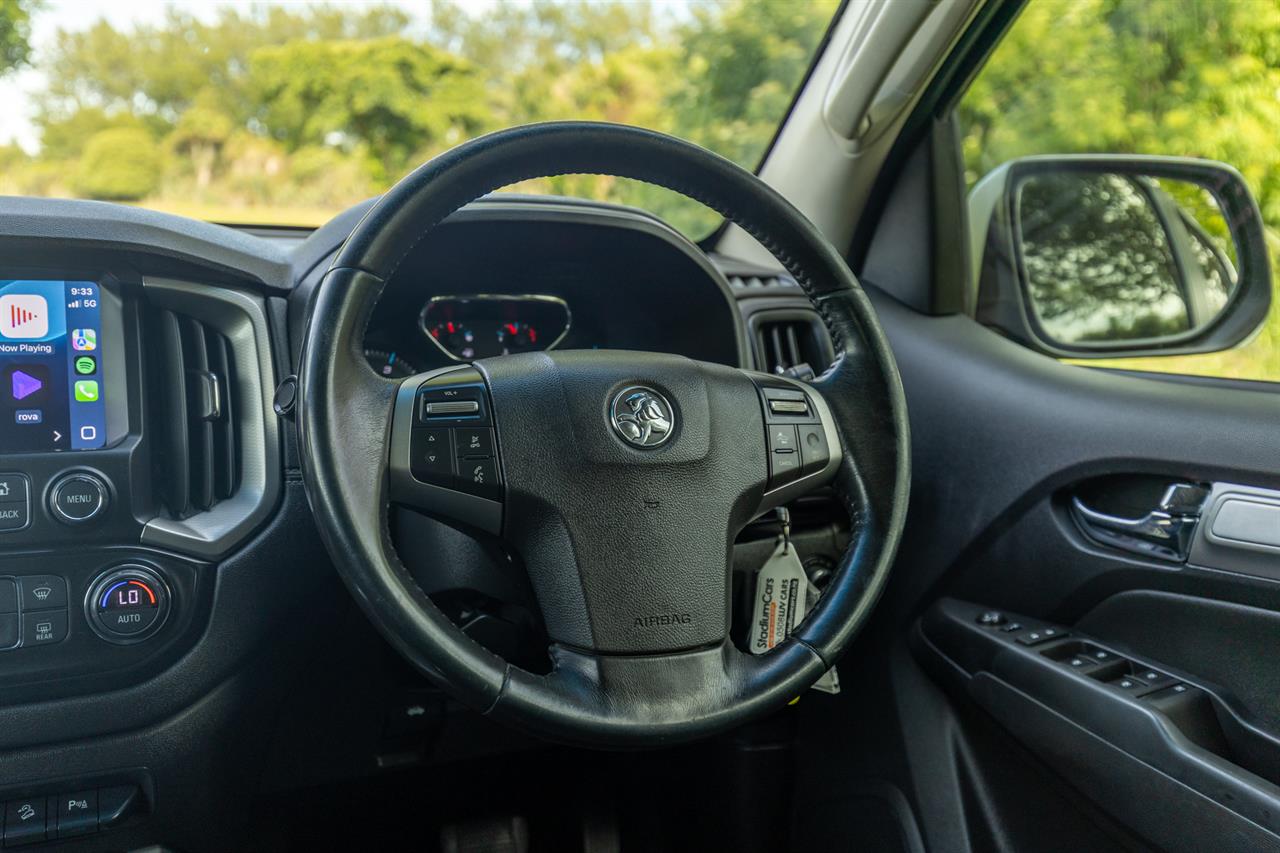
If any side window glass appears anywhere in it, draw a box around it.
[958,0,1279,382]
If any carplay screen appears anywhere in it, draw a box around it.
[0,279,106,452]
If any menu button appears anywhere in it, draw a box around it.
[49,473,108,525]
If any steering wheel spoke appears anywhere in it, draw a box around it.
[747,371,842,516]
[388,365,505,534]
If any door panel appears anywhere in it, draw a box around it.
[865,287,1280,851]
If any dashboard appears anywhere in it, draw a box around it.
[0,192,828,851]
[357,199,748,376]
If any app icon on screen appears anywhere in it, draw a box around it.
[74,356,96,375]
[0,295,48,339]
[71,328,96,351]
[7,365,47,403]
[10,369,42,401]
[73,380,98,402]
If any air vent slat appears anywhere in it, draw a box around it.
[146,308,241,520]
[154,310,192,517]
[753,314,832,376]
[209,333,238,500]
[181,318,216,511]
[727,273,799,291]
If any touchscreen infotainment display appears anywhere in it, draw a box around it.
[0,279,107,451]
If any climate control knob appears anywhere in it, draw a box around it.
[85,566,171,644]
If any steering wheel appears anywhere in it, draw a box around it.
[298,122,909,747]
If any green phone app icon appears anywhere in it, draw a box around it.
[73,380,99,402]
[74,356,96,375]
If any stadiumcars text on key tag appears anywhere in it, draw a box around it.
[750,508,841,694]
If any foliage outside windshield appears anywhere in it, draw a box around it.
[0,0,837,237]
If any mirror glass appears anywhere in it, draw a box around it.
[1016,171,1238,345]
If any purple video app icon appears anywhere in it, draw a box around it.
[10,369,42,401]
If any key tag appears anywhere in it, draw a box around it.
[748,508,841,695]
[749,515,809,655]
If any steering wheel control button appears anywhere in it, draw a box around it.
[86,566,171,644]
[424,399,479,417]
[5,796,48,845]
[768,398,809,416]
[770,448,801,485]
[768,425,798,453]
[49,472,108,525]
[410,429,455,486]
[454,427,494,458]
[458,458,499,500]
[19,575,66,611]
[417,377,490,426]
[797,424,830,472]
[762,387,810,421]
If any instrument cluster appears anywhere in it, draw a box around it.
[421,295,571,361]
[365,295,571,376]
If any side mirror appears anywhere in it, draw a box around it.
[969,156,1271,358]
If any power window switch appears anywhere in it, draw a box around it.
[1015,627,1066,646]
[1065,655,1098,670]
[1134,669,1173,690]
[1144,683,1199,704]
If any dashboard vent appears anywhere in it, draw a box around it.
[147,308,240,519]
[727,273,800,291]
[753,314,833,376]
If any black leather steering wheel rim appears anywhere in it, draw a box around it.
[298,121,910,747]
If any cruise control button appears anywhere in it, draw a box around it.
[4,796,47,845]
[410,430,455,486]
[797,423,829,473]
[770,450,801,486]
[457,458,499,500]
[0,501,27,532]
[54,790,96,838]
[0,473,28,504]
[768,425,798,453]
[453,427,494,458]
[23,610,67,646]
[20,575,66,611]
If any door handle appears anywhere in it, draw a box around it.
[1070,483,1208,562]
